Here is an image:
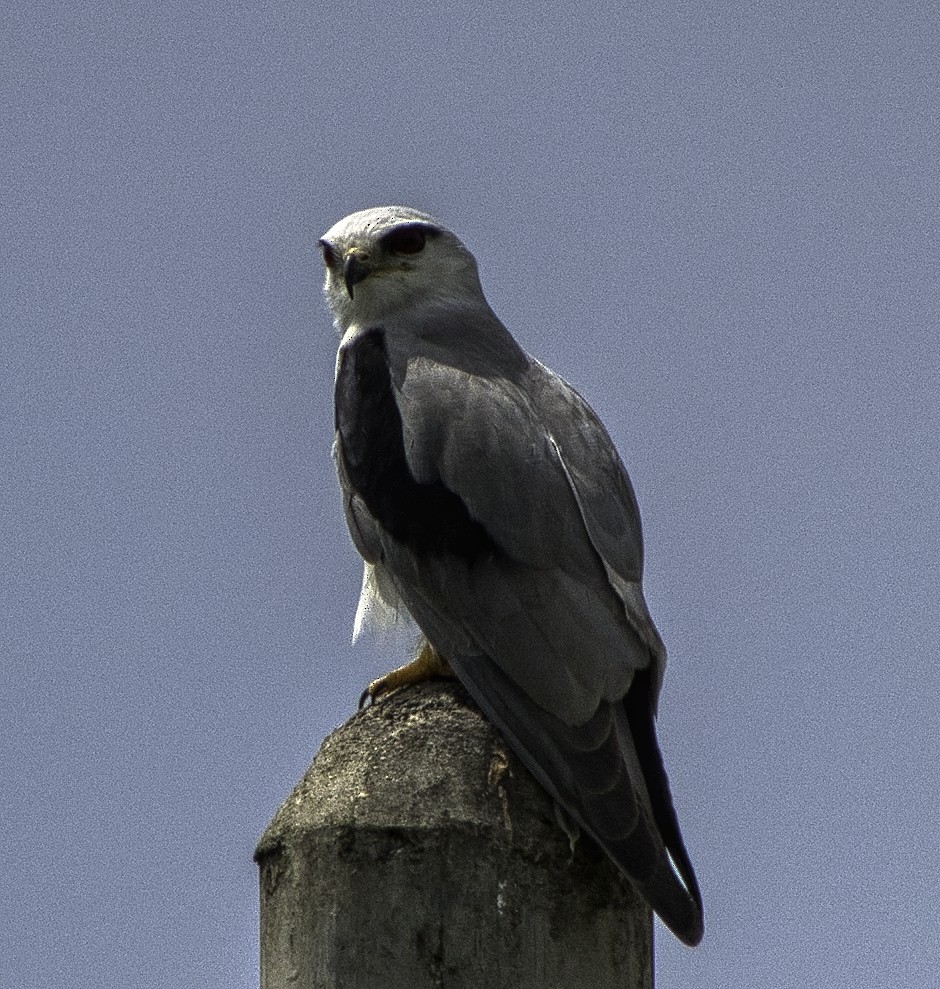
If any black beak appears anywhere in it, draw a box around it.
[343,253,373,298]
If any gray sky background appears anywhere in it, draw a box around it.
[3,3,938,987]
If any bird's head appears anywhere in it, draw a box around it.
[319,206,484,331]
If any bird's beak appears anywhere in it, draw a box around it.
[343,250,374,299]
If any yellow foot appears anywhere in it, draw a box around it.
[359,640,454,708]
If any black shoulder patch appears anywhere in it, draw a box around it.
[335,329,496,560]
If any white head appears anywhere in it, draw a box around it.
[319,206,485,331]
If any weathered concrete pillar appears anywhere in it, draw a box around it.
[255,679,652,989]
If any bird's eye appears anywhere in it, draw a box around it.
[381,225,428,255]
[320,240,338,269]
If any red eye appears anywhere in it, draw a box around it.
[320,240,338,268]
[381,225,427,255]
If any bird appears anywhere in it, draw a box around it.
[321,204,704,946]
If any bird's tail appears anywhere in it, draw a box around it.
[622,667,704,945]
[449,651,704,946]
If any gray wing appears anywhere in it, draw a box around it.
[335,328,703,945]
[515,358,670,701]
[395,353,667,713]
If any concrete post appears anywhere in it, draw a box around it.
[255,679,652,989]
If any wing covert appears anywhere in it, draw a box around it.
[380,343,661,721]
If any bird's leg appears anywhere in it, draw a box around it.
[359,638,454,708]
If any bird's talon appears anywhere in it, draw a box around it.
[359,675,394,709]
[356,643,452,713]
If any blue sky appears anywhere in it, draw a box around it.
[3,3,938,987]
